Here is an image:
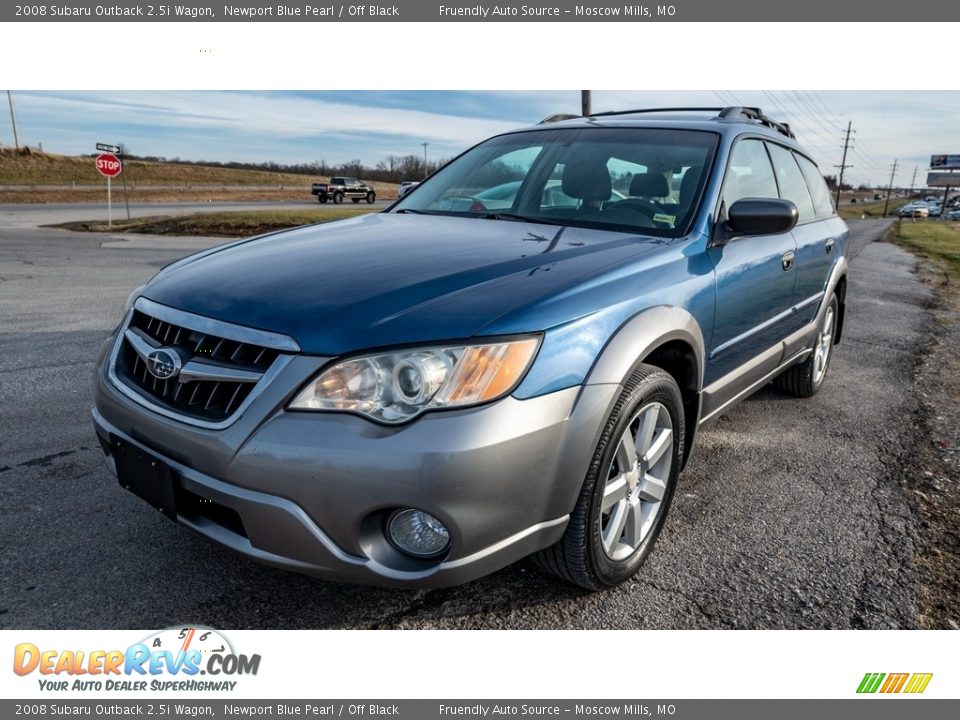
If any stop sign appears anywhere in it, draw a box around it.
[95,153,122,177]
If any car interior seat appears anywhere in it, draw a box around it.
[561,158,612,213]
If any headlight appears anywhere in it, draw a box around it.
[288,336,540,423]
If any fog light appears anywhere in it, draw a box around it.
[387,509,450,558]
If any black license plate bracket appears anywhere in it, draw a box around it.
[112,437,177,521]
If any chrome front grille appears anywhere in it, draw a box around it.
[111,298,298,426]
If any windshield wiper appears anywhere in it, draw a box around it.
[481,212,565,227]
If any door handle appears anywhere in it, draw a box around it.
[781,251,795,272]
[825,238,835,254]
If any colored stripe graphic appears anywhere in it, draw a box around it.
[857,672,932,694]
[904,673,933,694]
[857,673,885,693]
[880,673,909,693]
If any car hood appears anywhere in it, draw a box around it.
[143,213,666,355]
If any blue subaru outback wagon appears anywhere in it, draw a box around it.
[94,107,848,590]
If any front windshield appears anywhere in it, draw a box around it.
[392,127,718,237]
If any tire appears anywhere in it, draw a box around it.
[333,193,343,205]
[366,192,376,204]
[774,292,839,398]
[534,364,685,591]
[318,196,327,204]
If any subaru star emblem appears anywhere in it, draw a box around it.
[146,348,182,380]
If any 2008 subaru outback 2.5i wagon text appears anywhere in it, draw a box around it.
[94,107,848,590]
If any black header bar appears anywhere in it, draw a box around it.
[4,1,959,22]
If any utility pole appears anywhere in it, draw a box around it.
[834,121,854,206]
[908,166,918,199]
[882,159,898,218]
[6,90,21,151]
[420,142,429,179]
[581,90,592,117]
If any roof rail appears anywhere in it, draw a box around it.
[717,106,795,139]
[588,107,725,118]
[539,113,581,124]
[561,105,797,140]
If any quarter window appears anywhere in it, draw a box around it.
[767,143,816,223]
[795,153,836,218]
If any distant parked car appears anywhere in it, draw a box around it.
[312,177,376,204]
[943,208,960,221]
[898,202,929,219]
[398,181,420,199]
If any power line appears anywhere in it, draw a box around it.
[711,90,738,106]
[789,90,842,138]
[803,90,839,126]
[761,90,836,148]
[850,147,884,171]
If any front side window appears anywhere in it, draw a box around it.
[721,138,779,211]
[393,127,719,237]
[767,143,816,223]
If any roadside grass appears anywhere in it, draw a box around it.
[0,150,321,186]
[887,220,960,282]
[0,150,399,201]
[837,198,902,220]
[52,208,377,237]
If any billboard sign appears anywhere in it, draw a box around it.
[927,172,958,188]
[930,154,960,170]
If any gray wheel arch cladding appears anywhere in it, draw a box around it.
[582,305,706,467]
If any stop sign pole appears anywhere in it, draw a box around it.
[95,152,122,226]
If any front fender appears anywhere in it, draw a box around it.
[585,305,706,390]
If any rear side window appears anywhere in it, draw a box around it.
[767,143,816,223]
[795,154,836,218]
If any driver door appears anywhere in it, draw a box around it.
[702,138,799,416]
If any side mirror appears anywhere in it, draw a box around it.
[725,198,798,238]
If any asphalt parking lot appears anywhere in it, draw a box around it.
[0,216,936,629]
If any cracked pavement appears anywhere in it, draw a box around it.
[0,218,937,629]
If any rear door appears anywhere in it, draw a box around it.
[793,152,847,324]
[766,143,833,328]
[704,138,799,400]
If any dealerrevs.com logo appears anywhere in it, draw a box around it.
[13,627,261,693]
[857,672,933,694]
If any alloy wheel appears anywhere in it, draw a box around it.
[813,305,835,385]
[599,401,674,561]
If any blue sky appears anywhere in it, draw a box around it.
[5,90,959,187]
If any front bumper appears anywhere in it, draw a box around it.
[93,346,617,588]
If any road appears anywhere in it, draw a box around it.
[0,218,934,629]
[0,199,391,229]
